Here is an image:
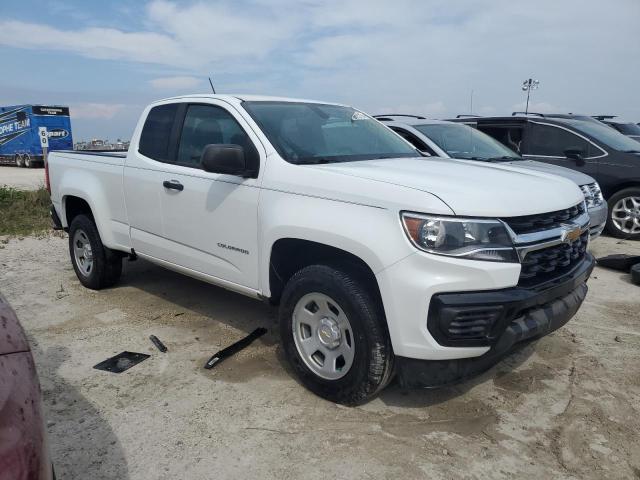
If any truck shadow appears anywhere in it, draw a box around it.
[378,343,536,408]
[33,345,130,480]
[121,258,276,337]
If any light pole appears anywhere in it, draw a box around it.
[522,78,540,115]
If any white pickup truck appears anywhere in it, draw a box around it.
[48,94,594,404]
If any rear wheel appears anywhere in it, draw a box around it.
[606,187,640,240]
[24,154,33,168]
[279,265,394,405]
[15,154,24,168]
[68,214,122,289]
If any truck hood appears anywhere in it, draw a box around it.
[308,157,584,217]
[501,159,594,186]
[0,295,29,356]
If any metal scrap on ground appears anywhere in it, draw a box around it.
[149,335,168,352]
[204,327,268,370]
[93,351,151,373]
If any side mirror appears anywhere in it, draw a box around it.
[201,144,254,177]
[564,148,586,166]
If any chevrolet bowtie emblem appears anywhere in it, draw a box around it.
[560,224,582,244]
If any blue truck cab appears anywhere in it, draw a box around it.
[0,105,73,168]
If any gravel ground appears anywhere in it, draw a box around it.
[1,233,639,479]
[0,165,45,190]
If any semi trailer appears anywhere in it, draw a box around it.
[0,104,73,168]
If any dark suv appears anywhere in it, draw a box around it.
[451,113,640,239]
[592,116,640,143]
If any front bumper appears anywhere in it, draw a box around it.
[395,253,594,388]
[587,203,607,239]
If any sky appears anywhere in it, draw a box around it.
[1,0,638,141]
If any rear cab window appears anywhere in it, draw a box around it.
[139,103,179,162]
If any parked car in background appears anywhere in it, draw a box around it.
[451,113,640,240]
[376,115,607,239]
[47,94,594,404]
[0,293,53,480]
[592,116,640,143]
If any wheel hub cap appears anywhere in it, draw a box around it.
[292,292,355,380]
[317,317,341,349]
[73,229,94,277]
[612,196,640,234]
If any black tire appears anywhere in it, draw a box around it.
[15,154,24,168]
[24,155,33,168]
[68,214,122,290]
[279,265,394,405]
[631,263,640,286]
[606,187,640,240]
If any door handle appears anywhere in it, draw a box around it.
[163,180,184,191]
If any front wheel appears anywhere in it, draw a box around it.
[606,187,640,240]
[15,154,25,168]
[279,265,394,405]
[68,214,123,289]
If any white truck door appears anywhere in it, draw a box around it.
[124,102,180,258]
[155,101,263,289]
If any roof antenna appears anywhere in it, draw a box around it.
[208,76,216,94]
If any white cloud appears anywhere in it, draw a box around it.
[0,1,301,69]
[0,20,186,65]
[70,103,125,120]
[149,76,202,90]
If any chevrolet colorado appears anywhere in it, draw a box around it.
[48,95,594,404]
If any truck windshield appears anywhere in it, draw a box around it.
[565,119,640,152]
[414,123,520,161]
[242,101,419,164]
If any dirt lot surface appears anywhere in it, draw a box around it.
[0,165,45,190]
[1,233,639,479]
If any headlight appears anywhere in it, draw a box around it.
[580,182,604,209]
[401,212,518,262]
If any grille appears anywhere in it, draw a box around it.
[502,203,586,235]
[519,231,589,284]
[580,183,604,209]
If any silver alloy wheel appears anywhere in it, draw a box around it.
[612,196,640,234]
[292,292,355,380]
[73,229,94,277]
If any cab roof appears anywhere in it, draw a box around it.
[153,93,346,106]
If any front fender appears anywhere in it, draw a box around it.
[258,189,415,297]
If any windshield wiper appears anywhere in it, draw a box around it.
[295,157,337,165]
[486,156,523,162]
[623,150,640,154]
